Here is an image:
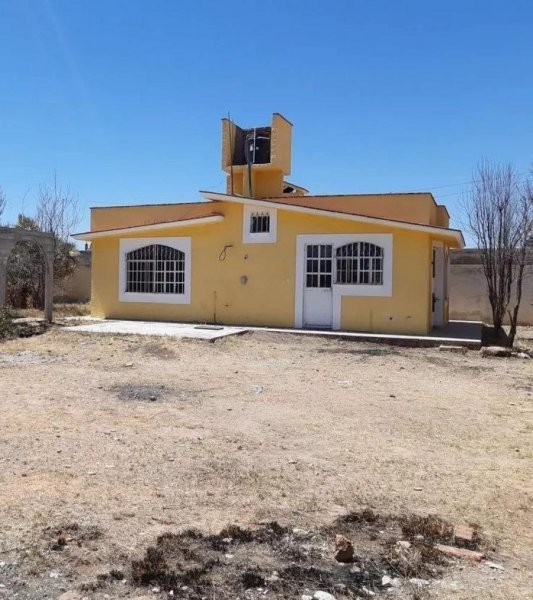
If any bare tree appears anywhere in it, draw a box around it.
[0,186,6,220]
[465,162,533,346]
[36,174,81,288]
[6,176,81,309]
[36,173,80,241]
[7,215,46,309]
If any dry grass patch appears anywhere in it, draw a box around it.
[13,302,90,318]
[0,328,531,599]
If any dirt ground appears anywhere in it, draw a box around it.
[0,327,532,599]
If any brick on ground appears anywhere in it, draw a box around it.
[435,544,484,561]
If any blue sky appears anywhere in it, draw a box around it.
[0,0,532,239]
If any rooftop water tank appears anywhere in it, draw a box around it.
[244,132,271,165]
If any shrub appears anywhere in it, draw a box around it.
[0,306,15,340]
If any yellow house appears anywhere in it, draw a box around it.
[74,113,464,335]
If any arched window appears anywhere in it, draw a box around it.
[336,242,384,285]
[125,244,185,294]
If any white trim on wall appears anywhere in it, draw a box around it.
[119,237,192,304]
[295,233,393,330]
[242,205,277,243]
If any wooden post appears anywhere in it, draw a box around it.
[0,256,7,308]
[44,253,54,323]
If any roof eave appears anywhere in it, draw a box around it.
[73,215,224,241]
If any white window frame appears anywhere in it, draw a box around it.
[295,233,393,329]
[242,205,277,243]
[119,237,191,304]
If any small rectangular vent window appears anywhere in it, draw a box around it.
[250,212,270,234]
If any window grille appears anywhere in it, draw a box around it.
[336,242,383,285]
[250,211,270,233]
[125,244,185,294]
[305,244,332,288]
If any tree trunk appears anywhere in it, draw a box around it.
[507,262,525,347]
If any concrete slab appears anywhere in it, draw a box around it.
[65,318,482,347]
[246,319,483,348]
[435,320,483,343]
[63,316,102,322]
[65,319,248,341]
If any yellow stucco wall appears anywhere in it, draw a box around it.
[251,168,284,198]
[91,202,216,231]
[270,113,292,175]
[265,194,448,227]
[91,192,450,233]
[437,205,450,228]
[340,231,431,334]
[89,200,456,335]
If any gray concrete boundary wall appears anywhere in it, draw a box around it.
[449,249,533,325]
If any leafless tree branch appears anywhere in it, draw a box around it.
[36,173,80,241]
[0,186,6,220]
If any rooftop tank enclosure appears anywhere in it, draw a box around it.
[231,126,272,166]
[222,113,294,198]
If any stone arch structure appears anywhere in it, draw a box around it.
[0,227,55,322]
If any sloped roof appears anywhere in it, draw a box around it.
[75,190,463,246]
[200,191,464,246]
[264,192,450,220]
[73,211,223,240]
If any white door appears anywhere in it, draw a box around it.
[303,244,333,328]
[431,245,445,327]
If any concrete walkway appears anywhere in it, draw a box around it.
[65,319,248,341]
[65,318,482,346]
[247,319,483,347]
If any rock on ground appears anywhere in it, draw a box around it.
[58,592,83,600]
[438,345,467,354]
[334,534,354,563]
[313,592,337,600]
[480,346,512,357]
